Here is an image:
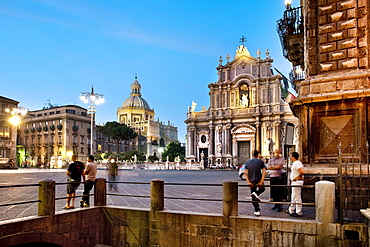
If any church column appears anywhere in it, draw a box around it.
[225,124,231,155]
[209,123,214,157]
[273,120,281,149]
[226,85,230,109]
[255,118,261,151]
[188,127,196,157]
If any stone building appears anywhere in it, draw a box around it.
[185,44,298,167]
[277,0,370,164]
[17,105,91,167]
[117,77,178,158]
[0,96,20,162]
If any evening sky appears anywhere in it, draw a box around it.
[0,0,293,142]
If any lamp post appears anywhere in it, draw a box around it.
[80,86,105,156]
[5,106,28,165]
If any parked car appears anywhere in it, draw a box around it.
[238,164,270,180]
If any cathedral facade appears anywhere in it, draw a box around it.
[117,77,178,158]
[185,44,298,167]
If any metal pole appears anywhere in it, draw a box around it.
[338,142,343,224]
[90,108,94,155]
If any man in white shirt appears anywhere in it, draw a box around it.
[80,155,97,207]
[287,152,304,217]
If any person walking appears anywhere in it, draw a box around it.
[63,155,85,209]
[107,158,119,192]
[267,148,285,212]
[287,151,304,217]
[244,150,267,216]
[80,155,97,208]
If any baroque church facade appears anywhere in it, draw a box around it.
[117,77,178,158]
[185,43,298,167]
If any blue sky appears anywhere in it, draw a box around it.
[0,0,293,143]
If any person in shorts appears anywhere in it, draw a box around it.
[63,155,85,209]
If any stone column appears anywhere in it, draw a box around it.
[225,124,231,155]
[315,181,335,224]
[223,181,238,216]
[151,179,164,211]
[255,120,261,151]
[209,123,214,157]
[94,178,106,206]
[38,179,55,216]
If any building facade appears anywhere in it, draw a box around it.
[278,0,370,164]
[117,77,178,157]
[0,96,20,162]
[18,105,92,167]
[185,44,298,167]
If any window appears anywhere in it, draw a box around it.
[49,112,55,115]
[56,111,60,114]
[98,144,102,151]
[37,114,42,117]
[81,112,87,116]
[66,109,75,114]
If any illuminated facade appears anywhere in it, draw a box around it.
[185,44,298,167]
[117,77,178,157]
[18,105,91,168]
[0,96,19,162]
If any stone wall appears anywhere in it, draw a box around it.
[0,206,368,247]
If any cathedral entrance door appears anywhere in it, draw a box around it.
[238,141,250,165]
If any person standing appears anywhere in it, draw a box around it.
[107,158,119,192]
[63,155,85,209]
[287,152,304,217]
[80,155,97,208]
[267,148,285,212]
[244,150,267,216]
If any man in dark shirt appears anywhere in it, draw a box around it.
[244,150,267,216]
[63,155,85,209]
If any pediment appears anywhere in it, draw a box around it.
[231,125,256,135]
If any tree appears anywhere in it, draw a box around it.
[162,142,185,162]
[99,121,137,153]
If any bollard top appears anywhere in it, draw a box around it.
[151,178,164,182]
[223,181,238,184]
[315,180,335,185]
[38,179,55,183]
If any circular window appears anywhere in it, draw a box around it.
[201,135,206,143]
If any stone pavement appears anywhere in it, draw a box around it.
[0,168,316,222]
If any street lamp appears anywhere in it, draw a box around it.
[5,106,28,165]
[80,86,105,155]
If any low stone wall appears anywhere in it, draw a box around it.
[0,208,101,247]
[0,179,369,246]
[0,207,368,247]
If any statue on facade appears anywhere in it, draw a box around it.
[191,101,197,112]
[200,151,204,162]
[217,142,222,154]
[241,94,249,107]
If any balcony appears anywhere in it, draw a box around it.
[277,6,304,67]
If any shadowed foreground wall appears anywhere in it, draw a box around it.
[0,206,368,247]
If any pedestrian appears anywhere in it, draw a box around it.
[267,148,286,212]
[63,155,85,209]
[107,158,119,192]
[80,155,97,208]
[244,150,267,216]
[287,151,304,217]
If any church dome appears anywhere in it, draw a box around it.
[121,77,152,110]
[122,95,151,109]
